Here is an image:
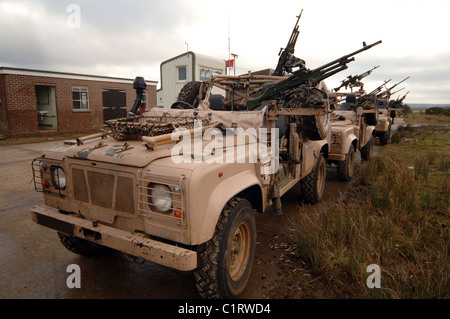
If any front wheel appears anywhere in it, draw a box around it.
[195,197,256,299]
[337,146,355,181]
[379,125,391,145]
[300,154,326,204]
[58,232,110,257]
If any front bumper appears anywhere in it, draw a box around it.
[30,206,197,271]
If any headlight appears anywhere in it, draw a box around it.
[331,133,341,145]
[331,134,336,144]
[51,167,66,189]
[148,184,172,213]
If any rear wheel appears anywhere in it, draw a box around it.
[195,197,256,299]
[301,154,326,203]
[361,137,374,161]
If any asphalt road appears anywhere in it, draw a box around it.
[0,121,398,299]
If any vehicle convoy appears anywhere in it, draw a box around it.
[375,77,409,144]
[327,67,382,180]
[30,13,381,298]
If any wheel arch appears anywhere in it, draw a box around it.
[193,172,263,245]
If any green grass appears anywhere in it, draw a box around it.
[290,125,450,298]
[404,113,450,124]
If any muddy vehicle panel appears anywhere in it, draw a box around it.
[375,103,392,145]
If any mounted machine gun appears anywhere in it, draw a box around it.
[246,40,382,110]
[273,10,304,76]
[334,65,380,92]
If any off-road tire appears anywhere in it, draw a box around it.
[58,232,110,257]
[301,154,326,203]
[337,146,355,181]
[379,127,390,145]
[194,197,256,299]
[361,137,374,161]
[302,113,330,141]
[177,81,202,107]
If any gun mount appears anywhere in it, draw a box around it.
[334,65,380,92]
[246,40,382,110]
[273,10,304,76]
[348,79,391,110]
[389,91,410,108]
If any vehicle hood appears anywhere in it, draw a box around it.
[63,137,173,168]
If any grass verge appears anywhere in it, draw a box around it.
[289,125,450,298]
[403,113,450,124]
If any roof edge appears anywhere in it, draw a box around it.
[0,66,158,84]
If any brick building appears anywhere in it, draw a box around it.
[0,67,157,138]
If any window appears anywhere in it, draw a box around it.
[200,68,222,81]
[178,66,187,81]
[72,87,89,110]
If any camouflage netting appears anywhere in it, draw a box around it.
[106,113,212,141]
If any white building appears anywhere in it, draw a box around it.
[157,51,226,108]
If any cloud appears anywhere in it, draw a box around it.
[0,0,449,103]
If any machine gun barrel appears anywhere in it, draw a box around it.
[359,65,380,78]
[247,40,382,109]
[397,91,410,102]
[351,79,391,108]
[312,41,381,75]
[377,77,409,99]
[334,65,380,92]
[273,10,303,76]
[387,76,410,91]
[368,79,391,96]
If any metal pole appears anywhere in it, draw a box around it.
[231,53,238,76]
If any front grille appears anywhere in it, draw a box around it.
[72,168,89,202]
[87,171,114,208]
[71,166,135,214]
[115,176,135,214]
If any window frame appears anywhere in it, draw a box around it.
[72,87,90,111]
[177,66,187,82]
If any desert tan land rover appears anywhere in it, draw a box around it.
[30,73,331,298]
[327,91,377,181]
[375,77,409,145]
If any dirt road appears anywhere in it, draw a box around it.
[0,130,388,299]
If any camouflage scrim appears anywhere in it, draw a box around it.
[106,113,212,141]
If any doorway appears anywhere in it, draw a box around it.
[102,89,127,122]
[35,85,57,131]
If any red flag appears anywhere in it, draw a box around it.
[226,59,234,68]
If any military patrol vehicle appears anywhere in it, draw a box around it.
[30,13,381,298]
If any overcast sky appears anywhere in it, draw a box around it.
[1,0,449,104]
